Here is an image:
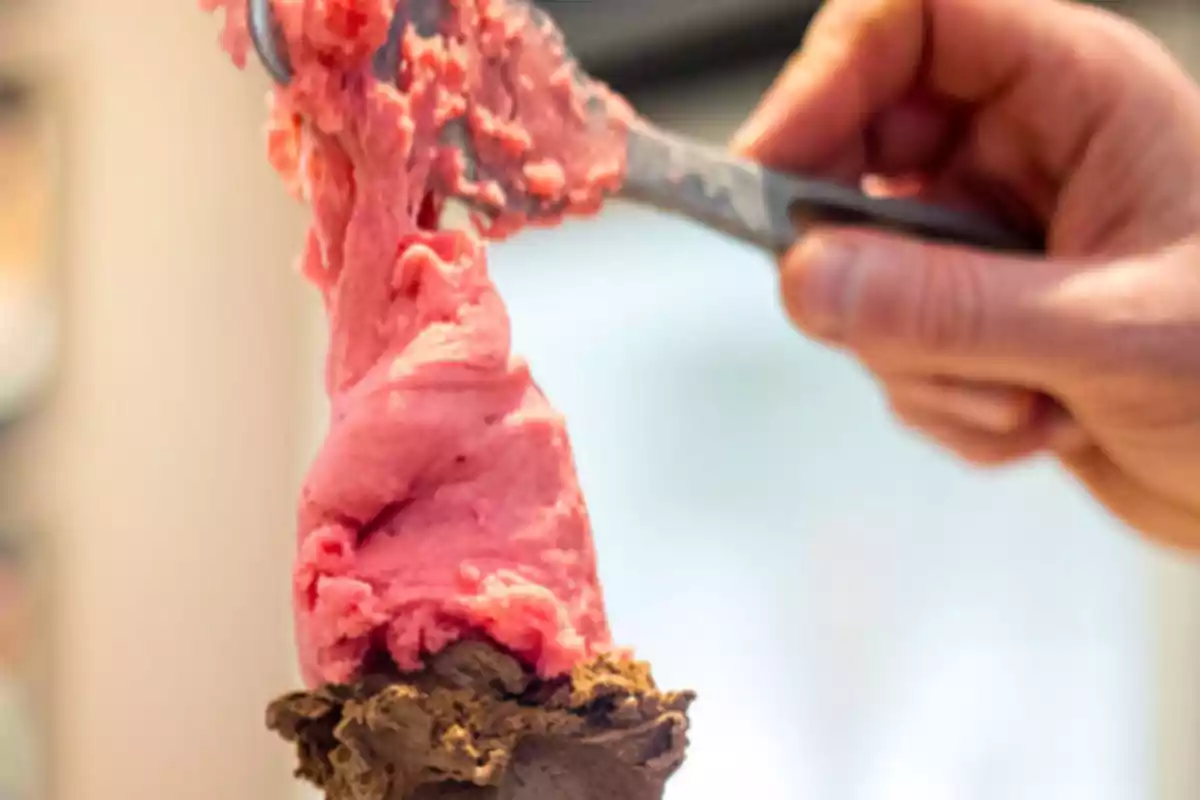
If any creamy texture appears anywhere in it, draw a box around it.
[201,0,636,685]
[267,641,694,800]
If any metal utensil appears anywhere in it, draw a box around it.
[247,0,1042,255]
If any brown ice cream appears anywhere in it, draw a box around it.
[267,641,694,800]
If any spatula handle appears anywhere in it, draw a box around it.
[620,124,1042,255]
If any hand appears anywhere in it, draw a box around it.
[732,0,1200,548]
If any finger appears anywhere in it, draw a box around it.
[1060,445,1200,551]
[884,377,1040,434]
[779,228,1080,386]
[874,355,1090,435]
[859,170,1020,224]
[860,174,925,199]
[867,160,1047,238]
[888,401,1049,467]
[886,381,1088,459]
[1045,413,1091,454]
[863,92,964,178]
[817,143,874,187]
[732,0,1139,184]
[777,229,1200,387]
[757,93,962,189]
[731,0,928,165]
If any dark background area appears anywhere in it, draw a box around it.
[538,0,819,95]
[539,0,1132,98]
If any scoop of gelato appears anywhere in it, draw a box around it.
[267,641,694,800]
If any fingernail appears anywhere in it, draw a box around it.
[920,384,1031,433]
[729,116,764,155]
[787,237,856,340]
[731,44,808,153]
[730,96,781,154]
[954,393,1025,433]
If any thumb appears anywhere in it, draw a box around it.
[779,228,1085,384]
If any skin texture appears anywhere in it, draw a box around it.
[733,0,1200,549]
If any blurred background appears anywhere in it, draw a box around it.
[0,0,1196,798]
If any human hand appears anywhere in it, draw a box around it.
[733,0,1200,548]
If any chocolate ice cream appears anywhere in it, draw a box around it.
[267,641,694,800]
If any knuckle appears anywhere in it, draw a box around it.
[842,247,988,356]
[839,253,905,348]
[911,251,987,354]
[986,401,1028,435]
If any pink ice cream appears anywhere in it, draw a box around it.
[201,0,637,687]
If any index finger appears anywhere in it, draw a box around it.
[730,0,1107,176]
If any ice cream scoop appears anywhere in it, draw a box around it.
[247,0,1041,254]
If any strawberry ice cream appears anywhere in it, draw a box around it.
[201,0,639,687]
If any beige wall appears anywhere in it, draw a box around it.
[1,2,308,799]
